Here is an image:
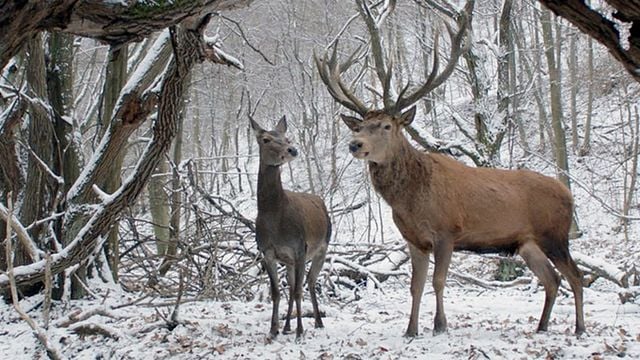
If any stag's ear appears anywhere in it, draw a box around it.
[275,116,288,133]
[341,114,362,131]
[249,118,264,134]
[399,106,416,127]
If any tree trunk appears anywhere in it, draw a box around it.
[495,0,513,162]
[19,35,54,265]
[99,45,129,284]
[47,32,82,299]
[148,160,171,256]
[569,30,578,153]
[541,9,571,188]
[541,8,579,235]
[579,37,594,156]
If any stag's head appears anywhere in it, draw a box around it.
[341,107,416,164]
[315,0,473,162]
[250,116,298,167]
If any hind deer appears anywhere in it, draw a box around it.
[251,116,332,340]
[315,0,584,337]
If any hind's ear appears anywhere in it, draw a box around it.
[275,116,288,133]
[250,118,264,133]
[341,114,362,131]
[399,106,416,127]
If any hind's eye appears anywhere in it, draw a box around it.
[384,124,391,130]
[263,138,271,144]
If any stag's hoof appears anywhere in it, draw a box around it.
[315,319,324,329]
[404,329,418,338]
[282,324,292,334]
[575,325,586,337]
[432,324,447,336]
[536,325,548,333]
[433,318,447,336]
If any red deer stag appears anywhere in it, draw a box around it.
[315,0,584,337]
[251,116,331,339]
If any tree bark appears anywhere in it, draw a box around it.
[19,35,54,265]
[47,31,82,299]
[0,17,220,289]
[541,9,571,188]
[0,0,256,71]
[148,161,171,256]
[99,45,129,284]
[538,0,640,83]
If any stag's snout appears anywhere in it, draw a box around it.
[349,140,362,153]
[287,146,298,157]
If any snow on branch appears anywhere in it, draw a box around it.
[203,35,244,70]
[0,201,45,262]
[573,252,630,288]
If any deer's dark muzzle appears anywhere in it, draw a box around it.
[349,140,363,153]
[287,147,298,157]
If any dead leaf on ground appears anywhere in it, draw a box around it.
[213,344,225,354]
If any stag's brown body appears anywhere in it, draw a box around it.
[315,0,583,335]
[370,143,573,258]
[341,108,585,337]
[251,116,331,340]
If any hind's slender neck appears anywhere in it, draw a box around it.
[257,163,286,212]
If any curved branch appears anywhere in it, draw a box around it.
[0,0,255,71]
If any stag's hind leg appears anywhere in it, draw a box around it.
[432,240,453,335]
[549,251,585,335]
[518,241,560,332]
[307,247,327,329]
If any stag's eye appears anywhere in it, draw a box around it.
[262,138,271,144]
[384,124,392,130]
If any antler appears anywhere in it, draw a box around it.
[316,0,474,116]
[394,0,474,113]
[314,42,370,116]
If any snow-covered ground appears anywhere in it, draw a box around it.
[1,273,638,359]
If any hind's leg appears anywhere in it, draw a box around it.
[519,242,560,332]
[264,256,281,338]
[294,259,305,339]
[551,254,585,335]
[283,265,295,334]
[307,247,327,329]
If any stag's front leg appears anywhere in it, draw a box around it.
[264,257,280,339]
[432,240,453,335]
[405,243,430,337]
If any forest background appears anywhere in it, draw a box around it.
[0,0,639,358]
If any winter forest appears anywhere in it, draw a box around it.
[1,0,639,359]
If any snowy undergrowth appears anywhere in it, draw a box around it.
[1,278,638,359]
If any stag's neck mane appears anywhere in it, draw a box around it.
[368,135,432,205]
[257,164,287,212]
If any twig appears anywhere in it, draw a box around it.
[0,202,45,261]
[69,322,121,340]
[54,306,128,328]
[4,193,65,360]
[43,253,52,329]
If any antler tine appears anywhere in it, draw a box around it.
[314,42,370,116]
[396,0,474,111]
